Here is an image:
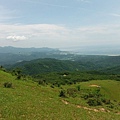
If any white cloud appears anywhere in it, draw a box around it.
[0,23,120,48]
[6,35,27,41]
[0,24,68,39]
[77,26,110,34]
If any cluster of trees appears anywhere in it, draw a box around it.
[59,86,117,108]
[34,71,120,86]
[5,55,120,76]
[0,65,6,72]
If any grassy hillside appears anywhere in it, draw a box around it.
[0,70,120,120]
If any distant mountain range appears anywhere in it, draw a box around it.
[0,46,74,65]
[0,46,120,75]
[0,46,59,54]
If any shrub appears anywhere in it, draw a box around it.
[67,88,77,97]
[81,93,89,100]
[107,104,114,109]
[81,88,106,106]
[59,90,66,97]
[101,98,111,104]
[87,98,102,106]
[17,75,22,80]
[57,83,61,87]
[77,85,81,91]
[38,80,46,86]
[50,85,54,88]
[4,82,12,88]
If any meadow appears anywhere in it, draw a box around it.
[0,70,120,120]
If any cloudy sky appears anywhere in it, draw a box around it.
[0,0,120,49]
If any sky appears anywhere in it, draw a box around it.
[0,0,120,49]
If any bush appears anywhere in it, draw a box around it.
[57,83,61,87]
[67,88,77,97]
[81,93,89,100]
[50,85,54,88]
[81,88,107,106]
[87,98,102,106]
[38,80,46,86]
[17,75,22,80]
[4,82,12,88]
[101,98,111,104]
[59,90,66,97]
[77,85,81,91]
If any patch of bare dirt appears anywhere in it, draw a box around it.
[89,84,101,88]
[62,100,69,105]
[116,112,120,115]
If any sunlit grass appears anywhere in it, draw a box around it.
[0,70,120,120]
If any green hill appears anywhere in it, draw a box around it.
[101,65,120,74]
[0,46,74,65]
[7,56,120,75]
[76,55,120,71]
[9,58,83,75]
[0,70,120,120]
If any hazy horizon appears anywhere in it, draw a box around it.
[0,45,120,55]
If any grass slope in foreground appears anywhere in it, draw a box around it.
[0,70,120,120]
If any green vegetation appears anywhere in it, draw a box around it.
[3,82,13,88]
[7,56,120,75]
[0,69,120,120]
[33,71,120,87]
[0,47,74,65]
[0,51,120,119]
[9,58,81,75]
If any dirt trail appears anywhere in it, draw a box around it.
[61,99,110,113]
[62,99,69,105]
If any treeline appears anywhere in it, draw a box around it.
[33,71,120,86]
[8,58,83,75]
[7,56,120,75]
